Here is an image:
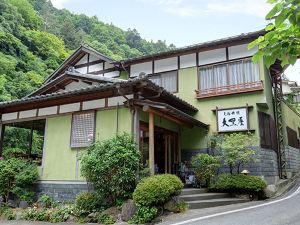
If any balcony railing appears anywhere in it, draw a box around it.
[195,81,264,99]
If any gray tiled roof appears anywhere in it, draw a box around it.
[0,76,198,113]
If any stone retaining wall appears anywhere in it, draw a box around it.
[34,181,92,202]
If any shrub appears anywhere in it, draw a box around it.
[133,174,183,207]
[128,206,158,224]
[191,153,220,185]
[38,194,54,208]
[75,192,98,215]
[210,174,267,193]
[48,205,73,223]
[80,133,140,205]
[21,208,49,221]
[97,213,116,224]
[0,207,15,220]
[0,158,38,202]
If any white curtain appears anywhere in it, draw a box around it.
[149,71,178,93]
[199,64,227,90]
[199,59,260,91]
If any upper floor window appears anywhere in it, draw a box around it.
[197,58,262,98]
[149,70,178,93]
[71,112,95,148]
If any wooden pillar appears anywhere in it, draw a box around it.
[0,124,5,157]
[28,121,34,155]
[149,112,155,175]
[164,134,168,173]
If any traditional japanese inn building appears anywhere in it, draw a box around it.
[0,30,300,200]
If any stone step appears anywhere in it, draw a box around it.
[187,198,249,210]
[180,188,207,196]
[180,192,230,201]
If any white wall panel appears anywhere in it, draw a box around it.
[104,71,120,78]
[108,96,125,107]
[82,99,105,110]
[38,106,58,116]
[76,54,88,65]
[89,63,103,72]
[75,67,88,74]
[228,44,258,60]
[19,109,37,119]
[104,62,114,69]
[130,62,153,77]
[198,48,226,66]
[59,103,80,113]
[2,112,18,121]
[89,54,99,62]
[154,57,178,73]
[180,54,196,68]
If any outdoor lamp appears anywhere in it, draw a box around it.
[241,169,250,175]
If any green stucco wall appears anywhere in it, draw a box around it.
[282,101,300,145]
[40,107,131,181]
[175,60,273,150]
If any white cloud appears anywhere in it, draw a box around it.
[137,0,272,18]
[50,0,71,9]
[206,0,272,18]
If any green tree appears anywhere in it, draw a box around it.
[217,133,257,174]
[249,0,300,68]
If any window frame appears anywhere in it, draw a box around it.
[197,57,261,91]
[286,126,299,149]
[70,110,96,148]
[148,70,179,93]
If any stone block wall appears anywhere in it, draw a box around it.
[34,181,92,202]
[181,147,279,184]
[285,146,300,178]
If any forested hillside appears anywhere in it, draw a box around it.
[0,0,174,101]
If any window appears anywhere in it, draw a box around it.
[258,112,277,150]
[199,58,259,91]
[149,71,178,93]
[286,126,299,149]
[71,112,95,148]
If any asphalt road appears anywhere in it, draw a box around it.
[161,182,300,225]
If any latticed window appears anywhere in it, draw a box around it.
[71,112,95,148]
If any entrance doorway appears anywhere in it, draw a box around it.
[140,122,179,174]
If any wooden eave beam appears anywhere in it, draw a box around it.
[143,105,193,128]
[0,89,115,113]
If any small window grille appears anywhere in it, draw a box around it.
[71,112,95,148]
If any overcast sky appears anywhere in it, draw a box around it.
[50,0,300,83]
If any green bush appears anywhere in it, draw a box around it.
[80,133,140,205]
[48,205,73,223]
[0,207,15,220]
[210,174,267,193]
[38,194,54,208]
[191,153,220,184]
[128,206,158,224]
[133,174,183,207]
[97,213,116,224]
[21,208,49,221]
[75,192,98,215]
[0,158,38,202]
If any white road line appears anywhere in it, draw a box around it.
[170,185,300,225]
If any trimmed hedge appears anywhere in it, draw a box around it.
[132,174,183,206]
[210,174,267,193]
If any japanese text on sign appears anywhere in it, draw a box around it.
[217,107,248,132]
